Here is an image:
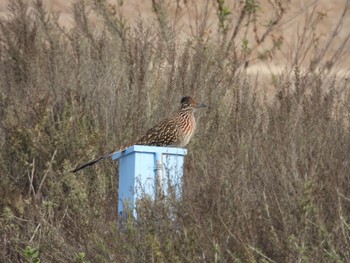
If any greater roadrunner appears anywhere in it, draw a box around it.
[71,96,206,173]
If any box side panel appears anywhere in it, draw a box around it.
[118,153,136,216]
[163,154,184,198]
[134,152,156,201]
[116,147,186,219]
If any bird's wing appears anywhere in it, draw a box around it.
[135,117,179,146]
[71,115,180,173]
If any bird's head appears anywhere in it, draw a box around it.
[180,96,207,110]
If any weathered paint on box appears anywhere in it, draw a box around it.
[112,145,187,217]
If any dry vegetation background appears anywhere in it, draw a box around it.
[1,0,350,262]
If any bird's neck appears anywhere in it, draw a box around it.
[178,107,194,115]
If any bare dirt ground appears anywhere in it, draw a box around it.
[1,0,349,79]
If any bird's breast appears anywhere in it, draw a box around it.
[177,114,196,147]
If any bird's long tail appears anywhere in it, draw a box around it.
[71,151,116,173]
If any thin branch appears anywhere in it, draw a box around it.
[28,158,36,197]
[309,0,350,71]
[37,149,57,197]
[29,223,41,243]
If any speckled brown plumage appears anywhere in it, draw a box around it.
[71,96,206,173]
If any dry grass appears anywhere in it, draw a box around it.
[1,0,350,262]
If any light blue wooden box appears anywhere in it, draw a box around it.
[112,145,187,217]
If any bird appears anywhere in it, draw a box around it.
[71,96,207,173]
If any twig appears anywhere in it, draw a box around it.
[226,4,246,54]
[28,158,36,197]
[29,223,41,243]
[310,0,350,71]
[37,149,57,197]
[248,244,277,263]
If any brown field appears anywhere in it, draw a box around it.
[1,0,350,71]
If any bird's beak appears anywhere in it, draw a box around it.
[196,102,207,108]
[197,103,207,108]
